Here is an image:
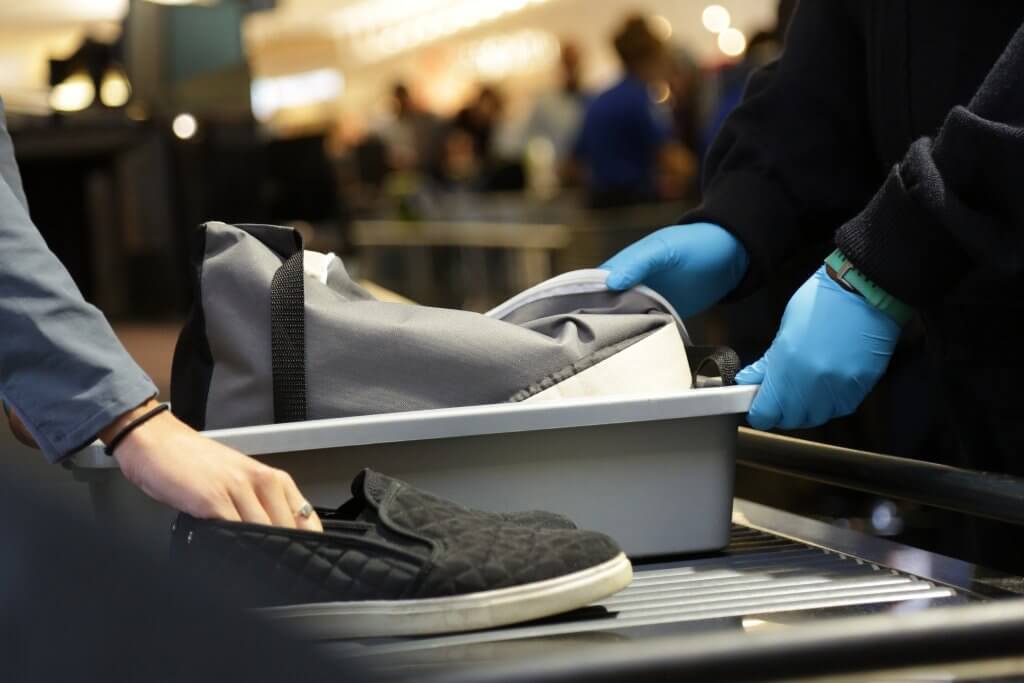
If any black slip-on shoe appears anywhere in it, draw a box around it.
[498,509,577,530]
[170,469,630,638]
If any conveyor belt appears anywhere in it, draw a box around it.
[322,523,965,662]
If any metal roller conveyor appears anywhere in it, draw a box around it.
[310,432,1024,682]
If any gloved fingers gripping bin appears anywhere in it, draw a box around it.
[70,223,756,557]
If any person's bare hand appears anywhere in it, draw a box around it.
[105,402,322,532]
[5,407,38,448]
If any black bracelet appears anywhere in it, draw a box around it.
[104,402,171,457]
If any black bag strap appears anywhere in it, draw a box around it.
[688,345,741,387]
[270,251,307,423]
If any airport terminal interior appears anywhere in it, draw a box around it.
[2,1,1024,681]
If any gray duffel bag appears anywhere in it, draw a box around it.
[171,222,736,430]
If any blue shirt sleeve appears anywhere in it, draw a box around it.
[572,107,590,162]
[643,98,673,150]
[0,99,157,462]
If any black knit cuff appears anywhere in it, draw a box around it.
[834,162,965,308]
[680,171,801,298]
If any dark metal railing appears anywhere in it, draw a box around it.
[736,428,1024,527]
[426,598,1024,683]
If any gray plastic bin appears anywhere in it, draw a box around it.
[70,386,756,557]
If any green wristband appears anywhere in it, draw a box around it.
[825,250,914,326]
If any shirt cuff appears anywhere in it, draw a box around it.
[22,376,159,464]
[834,156,965,309]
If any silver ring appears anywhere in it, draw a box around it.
[296,502,314,519]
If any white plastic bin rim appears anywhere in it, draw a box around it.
[71,385,757,470]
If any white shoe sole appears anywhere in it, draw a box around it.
[257,552,633,639]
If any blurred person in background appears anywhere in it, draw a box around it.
[655,142,698,203]
[574,15,692,208]
[452,86,505,169]
[431,126,484,191]
[377,83,442,219]
[700,0,798,156]
[666,45,705,193]
[427,86,499,190]
[435,85,527,192]
[521,40,591,180]
[0,98,323,533]
[379,82,442,174]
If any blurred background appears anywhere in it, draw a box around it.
[0,0,789,321]
[3,0,969,562]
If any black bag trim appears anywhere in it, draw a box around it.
[689,346,741,386]
[170,226,214,430]
[172,223,307,429]
[236,223,304,259]
[270,250,307,423]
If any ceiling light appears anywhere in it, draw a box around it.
[718,27,746,57]
[458,30,558,79]
[652,81,671,104]
[651,16,673,40]
[49,71,96,113]
[143,0,217,5]
[99,65,131,108]
[702,5,731,33]
[172,113,198,140]
[250,69,345,121]
[348,0,556,63]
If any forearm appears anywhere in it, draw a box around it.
[684,1,878,293]
[835,20,1024,307]
[0,108,156,462]
[0,101,27,210]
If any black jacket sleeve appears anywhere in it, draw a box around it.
[683,1,880,292]
[835,19,1024,308]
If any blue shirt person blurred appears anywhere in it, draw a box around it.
[574,16,679,209]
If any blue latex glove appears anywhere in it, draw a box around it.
[735,266,901,430]
[602,223,749,319]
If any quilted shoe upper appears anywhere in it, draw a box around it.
[171,469,620,607]
[498,510,577,530]
[344,470,576,530]
[357,470,621,598]
[170,516,430,606]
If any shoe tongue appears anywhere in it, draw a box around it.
[348,469,369,500]
[334,469,393,521]
[355,468,394,505]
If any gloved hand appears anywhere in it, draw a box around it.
[602,222,749,319]
[735,266,901,430]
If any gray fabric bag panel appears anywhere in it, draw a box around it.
[172,222,682,430]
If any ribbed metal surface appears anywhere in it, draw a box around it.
[342,525,960,656]
[598,527,957,628]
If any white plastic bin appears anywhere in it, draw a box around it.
[70,386,756,557]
